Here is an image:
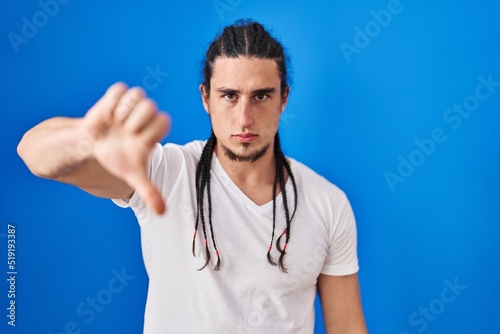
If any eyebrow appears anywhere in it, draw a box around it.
[216,87,277,95]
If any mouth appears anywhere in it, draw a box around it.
[233,133,258,143]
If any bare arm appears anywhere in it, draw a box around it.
[318,273,368,334]
[17,83,170,214]
[18,116,133,198]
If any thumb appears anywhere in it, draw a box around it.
[126,170,166,215]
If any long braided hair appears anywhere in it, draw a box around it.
[192,19,297,272]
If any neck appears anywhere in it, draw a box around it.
[212,138,290,206]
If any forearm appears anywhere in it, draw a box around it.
[17,117,94,180]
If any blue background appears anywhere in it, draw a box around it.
[1,0,499,333]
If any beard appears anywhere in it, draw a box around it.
[221,142,270,163]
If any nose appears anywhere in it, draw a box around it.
[239,99,253,128]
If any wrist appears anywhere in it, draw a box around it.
[71,118,98,163]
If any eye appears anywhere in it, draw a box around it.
[255,93,268,101]
[224,94,236,101]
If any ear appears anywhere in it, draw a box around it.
[280,86,290,113]
[199,84,210,114]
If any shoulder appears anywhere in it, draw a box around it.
[163,139,206,154]
[154,139,207,161]
[290,158,347,200]
[288,157,351,218]
[146,140,207,179]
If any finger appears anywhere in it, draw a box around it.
[123,98,157,133]
[127,171,166,215]
[139,112,171,145]
[114,87,146,123]
[85,82,128,127]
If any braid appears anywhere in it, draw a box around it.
[282,155,298,221]
[273,134,298,273]
[224,26,239,57]
[267,140,281,266]
[193,134,220,270]
[206,160,221,270]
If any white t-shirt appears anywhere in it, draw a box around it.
[113,140,359,334]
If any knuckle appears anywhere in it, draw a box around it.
[139,98,158,113]
[129,86,146,100]
[108,82,128,95]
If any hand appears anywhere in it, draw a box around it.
[81,82,170,214]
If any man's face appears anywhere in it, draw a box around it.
[200,56,289,162]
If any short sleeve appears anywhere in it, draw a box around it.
[111,141,203,223]
[320,195,359,276]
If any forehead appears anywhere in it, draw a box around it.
[210,56,280,89]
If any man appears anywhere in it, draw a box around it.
[18,19,367,333]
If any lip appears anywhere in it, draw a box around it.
[233,133,258,142]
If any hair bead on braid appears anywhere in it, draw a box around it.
[273,134,298,273]
[266,140,281,267]
[196,19,297,272]
[192,133,220,270]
